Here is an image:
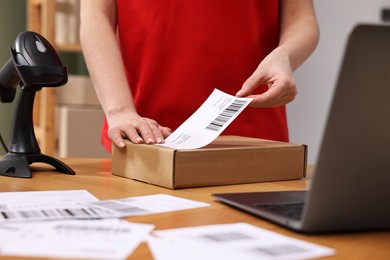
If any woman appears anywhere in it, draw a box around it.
[80,0,319,152]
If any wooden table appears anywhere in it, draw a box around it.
[0,158,389,259]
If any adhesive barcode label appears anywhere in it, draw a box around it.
[251,244,309,257]
[87,201,151,216]
[205,99,249,131]
[0,207,112,221]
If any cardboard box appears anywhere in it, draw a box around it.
[112,136,307,189]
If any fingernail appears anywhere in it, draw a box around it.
[147,137,154,144]
[156,138,163,143]
[236,90,242,96]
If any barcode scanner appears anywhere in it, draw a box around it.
[0,31,75,178]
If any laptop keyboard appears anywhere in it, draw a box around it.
[255,202,305,221]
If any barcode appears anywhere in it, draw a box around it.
[252,244,309,256]
[0,207,110,221]
[205,99,248,131]
[88,201,151,215]
[197,232,254,243]
[54,224,132,234]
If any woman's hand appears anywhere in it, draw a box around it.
[236,47,298,107]
[107,111,172,148]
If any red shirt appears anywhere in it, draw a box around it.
[102,0,288,151]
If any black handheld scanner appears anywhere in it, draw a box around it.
[0,31,67,102]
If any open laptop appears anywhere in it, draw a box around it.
[212,24,390,233]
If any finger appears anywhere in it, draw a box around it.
[122,127,144,144]
[136,123,157,144]
[141,119,172,143]
[248,91,273,107]
[236,71,267,97]
[250,86,296,107]
[149,123,165,144]
[109,129,128,148]
[159,126,173,138]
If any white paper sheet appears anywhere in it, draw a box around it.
[83,194,210,217]
[0,219,154,260]
[158,88,253,149]
[0,190,117,222]
[147,223,335,260]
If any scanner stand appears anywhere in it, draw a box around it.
[0,85,75,178]
[0,153,75,178]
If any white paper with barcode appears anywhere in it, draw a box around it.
[0,190,117,223]
[158,88,253,149]
[147,223,335,260]
[0,219,154,260]
[83,194,210,218]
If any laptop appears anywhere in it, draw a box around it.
[212,24,390,233]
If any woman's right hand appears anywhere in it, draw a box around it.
[107,112,172,148]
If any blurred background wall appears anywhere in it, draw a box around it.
[0,0,26,154]
[289,0,390,164]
